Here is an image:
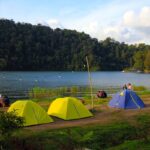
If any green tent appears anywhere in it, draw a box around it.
[8,100,53,126]
[47,97,93,120]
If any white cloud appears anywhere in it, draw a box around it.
[121,6,150,43]
[35,5,150,44]
[74,6,150,44]
[36,19,63,29]
[123,11,137,27]
[139,7,150,27]
[47,19,63,29]
[123,6,150,27]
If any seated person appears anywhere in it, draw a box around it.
[0,94,4,107]
[97,90,107,98]
[123,84,127,90]
[127,83,132,90]
[2,95,10,107]
[80,98,85,104]
[0,99,3,107]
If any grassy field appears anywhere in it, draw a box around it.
[4,112,150,150]
[1,89,150,149]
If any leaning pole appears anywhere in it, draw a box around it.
[86,56,94,110]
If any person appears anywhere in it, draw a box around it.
[127,83,132,90]
[0,94,4,107]
[97,90,107,98]
[80,98,85,104]
[2,95,10,107]
[123,84,127,90]
[0,100,3,107]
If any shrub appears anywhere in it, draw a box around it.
[0,111,24,149]
[133,85,147,91]
[0,111,24,137]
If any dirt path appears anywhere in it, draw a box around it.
[26,98,150,131]
[1,97,150,131]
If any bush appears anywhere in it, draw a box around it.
[0,111,24,149]
[133,85,147,91]
[0,111,24,137]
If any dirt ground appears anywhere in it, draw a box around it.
[1,97,150,131]
[25,97,150,131]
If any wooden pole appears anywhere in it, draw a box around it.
[86,56,94,110]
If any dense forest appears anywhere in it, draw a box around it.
[0,19,150,71]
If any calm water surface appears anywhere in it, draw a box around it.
[0,71,149,97]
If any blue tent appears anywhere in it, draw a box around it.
[109,89,145,109]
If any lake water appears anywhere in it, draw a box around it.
[0,71,150,98]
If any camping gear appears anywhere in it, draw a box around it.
[48,97,93,120]
[109,89,145,109]
[97,90,107,98]
[8,100,53,126]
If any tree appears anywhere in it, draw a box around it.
[0,58,7,70]
[144,50,150,71]
[133,51,146,71]
[0,19,150,71]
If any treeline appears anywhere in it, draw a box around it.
[0,19,150,71]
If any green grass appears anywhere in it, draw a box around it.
[1,109,150,150]
[29,87,68,99]
[5,87,150,149]
[6,114,150,150]
[136,90,150,95]
[28,86,150,107]
[133,85,147,91]
[108,140,150,150]
[84,96,110,105]
[28,86,119,100]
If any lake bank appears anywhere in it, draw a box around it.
[0,71,150,99]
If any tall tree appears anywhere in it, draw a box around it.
[144,50,150,71]
[133,51,146,71]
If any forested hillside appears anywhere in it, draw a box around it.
[0,19,150,71]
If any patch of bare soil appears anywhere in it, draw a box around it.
[1,97,150,131]
[26,97,150,131]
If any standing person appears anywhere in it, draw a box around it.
[127,83,132,90]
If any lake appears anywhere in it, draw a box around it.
[0,71,150,98]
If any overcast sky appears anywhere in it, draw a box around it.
[0,0,150,44]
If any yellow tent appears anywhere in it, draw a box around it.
[47,97,93,120]
[8,100,53,126]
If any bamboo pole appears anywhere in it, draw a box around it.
[86,56,94,110]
